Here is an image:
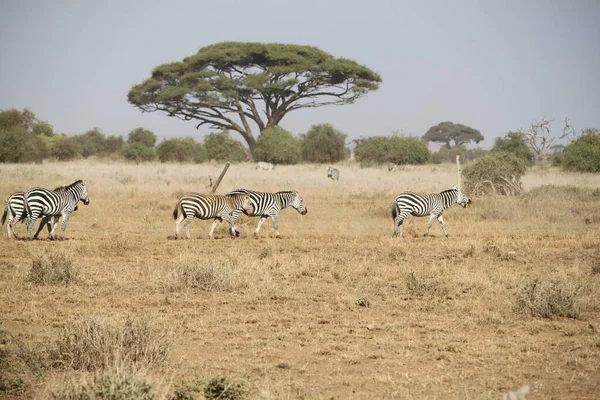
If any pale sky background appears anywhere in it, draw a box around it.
[1,0,599,148]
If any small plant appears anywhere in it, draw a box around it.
[258,247,270,259]
[405,271,448,297]
[0,329,45,395]
[204,376,247,400]
[47,316,173,371]
[43,368,161,400]
[25,253,78,285]
[355,298,370,307]
[591,259,600,275]
[170,378,203,400]
[170,259,235,292]
[515,278,579,319]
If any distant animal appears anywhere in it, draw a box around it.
[172,193,252,239]
[256,162,275,171]
[392,186,471,237]
[2,186,80,239]
[327,166,340,181]
[388,162,398,172]
[227,189,307,238]
[23,180,90,240]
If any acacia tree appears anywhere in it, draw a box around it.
[128,42,382,151]
[422,121,483,149]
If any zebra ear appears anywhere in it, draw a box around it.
[452,185,457,190]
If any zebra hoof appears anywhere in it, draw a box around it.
[234,230,240,237]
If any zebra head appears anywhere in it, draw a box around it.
[453,186,471,208]
[71,180,90,205]
[291,191,307,215]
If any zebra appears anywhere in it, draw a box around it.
[172,193,253,239]
[23,180,90,240]
[227,189,307,238]
[327,166,340,181]
[256,162,275,171]
[388,162,398,172]
[2,186,79,239]
[392,186,471,237]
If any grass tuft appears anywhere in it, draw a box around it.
[405,271,448,297]
[204,376,247,400]
[47,316,173,371]
[168,258,236,292]
[25,253,78,285]
[515,278,579,319]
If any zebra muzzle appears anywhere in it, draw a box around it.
[83,199,90,205]
[301,208,308,215]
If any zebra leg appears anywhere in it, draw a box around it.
[270,214,281,238]
[224,214,239,238]
[174,209,186,239]
[32,216,50,239]
[393,212,408,237]
[254,216,268,238]
[208,219,220,239]
[437,215,448,237]
[26,214,41,240]
[49,216,61,240]
[59,212,72,240]
[424,214,437,237]
[184,215,193,239]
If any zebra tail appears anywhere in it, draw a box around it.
[172,204,179,220]
[1,204,6,226]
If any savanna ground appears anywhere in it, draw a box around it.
[0,161,599,399]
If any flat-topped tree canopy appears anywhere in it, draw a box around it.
[422,121,484,149]
[128,42,382,151]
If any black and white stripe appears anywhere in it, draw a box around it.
[227,189,307,237]
[3,186,79,239]
[327,166,340,181]
[24,180,90,240]
[172,193,252,239]
[392,186,471,237]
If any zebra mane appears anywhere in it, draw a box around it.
[440,188,459,195]
[66,180,85,189]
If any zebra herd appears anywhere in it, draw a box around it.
[2,177,471,240]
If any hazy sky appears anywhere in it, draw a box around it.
[1,0,599,147]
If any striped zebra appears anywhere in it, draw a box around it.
[227,189,307,238]
[327,166,340,181]
[256,162,275,171]
[2,186,78,239]
[392,186,471,237]
[172,193,253,239]
[24,180,90,240]
[388,162,398,172]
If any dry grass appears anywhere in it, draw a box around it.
[1,161,600,399]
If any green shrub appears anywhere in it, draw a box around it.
[32,121,54,137]
[354,135,430,166]
[253,127,302,164]
[75,128,109,158]
[463,152,527,196]
[203,130,247,162]
[127,127,157,147]
[25,253,78,285]
[51,135,83,161]
[0,126,48,163]
[156,138,203,163]
[122,142,156,162]
[562,128,600,172]
[491,131,535,166]
[301,123,347,163]
[105,135,125,154]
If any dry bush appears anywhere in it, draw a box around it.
[40,368,168,400]
[167,258,237,292]
[592,259,600,275]
[463,152,526,196]
[25,252,78,285]
[47,316,173,371]
[405,271,449,297]
[523,185,600,202]
[204,376,248,400]
[515,278,579,319]
[0,329,46,395]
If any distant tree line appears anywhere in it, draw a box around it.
[1,108,598,173]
